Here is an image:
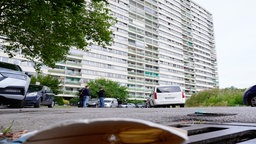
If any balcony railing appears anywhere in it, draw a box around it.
[68,53,83,58]
[64,81,81,85]
[48,69,65,74]
[63,90,78,95]
[66,61,82,67]
[66,72,82,76]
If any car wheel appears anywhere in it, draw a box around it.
[250,95,256,107]
[48,101,55,108]
[34,100,40,108]
[180,104,185,108]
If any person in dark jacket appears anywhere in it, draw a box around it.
[98,87,105,108]
[78,88,84,108]
[82,85,90,108]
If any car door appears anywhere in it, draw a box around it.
[113,99,118,107]
[44,87,54,104]
[40,86,47,104]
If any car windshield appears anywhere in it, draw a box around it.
[156,86,181,93]
[104,100,112,103]
[0,62,22,71]
[28,85,43,92]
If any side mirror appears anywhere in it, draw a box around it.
[25,72,32,77]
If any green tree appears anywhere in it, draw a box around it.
[0,0,115,70]
[87,78,129,102]
[30,74,61,94]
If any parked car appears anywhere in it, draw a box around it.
[136,102,146,108]
[118,103,127,108]
[126,103,136,108]
[24,85,55,108]
[87,98,99,107]
[118,103,136,108]
[104,98,118,108]
[148,85,185,108]
[0,61,31,108]
[243,85,256,107]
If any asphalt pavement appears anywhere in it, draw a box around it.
[0,106,255,132]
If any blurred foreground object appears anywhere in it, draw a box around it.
[23,118,187,144]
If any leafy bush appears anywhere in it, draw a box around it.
[69,97,79,106]
[63,99,70,105]
[54,96,64,105]
[186,88,245,107]
[127,100,144,104]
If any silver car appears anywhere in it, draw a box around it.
[0,61,31,108]
[104,98,118,108]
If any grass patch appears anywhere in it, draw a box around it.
[186,88,245,107]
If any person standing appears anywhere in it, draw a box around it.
[98,87,105,108]
[78,88,84,108]
[82,85,90,108]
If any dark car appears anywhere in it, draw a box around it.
[243,85,256,107]
[24,85,55,108]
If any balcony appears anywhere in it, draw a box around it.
[128,87,145,92]
[128,79,145,84]
[66,61,82,67]
[128,64,144,69]
[63,90,78,95]
[48,69,65,74]
[68,53,83,59]
[145,68,158,72]
[66,72,82,77]
[128,71,144,77]
[64,81,81,86]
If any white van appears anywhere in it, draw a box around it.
[104,98,118,108]
[148,85,185,108]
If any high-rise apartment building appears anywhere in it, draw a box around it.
[0,0,218,99]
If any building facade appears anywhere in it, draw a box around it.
[0,0,218,99]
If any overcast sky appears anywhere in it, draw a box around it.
[193,0,256,89]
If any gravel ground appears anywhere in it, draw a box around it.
[0,106,255,132]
